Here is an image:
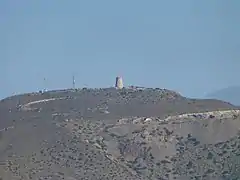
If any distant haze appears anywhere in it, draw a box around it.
[205,86,240,106]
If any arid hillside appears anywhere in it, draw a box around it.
[0,88,240,180]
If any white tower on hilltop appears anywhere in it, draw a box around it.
[115,76,123,89]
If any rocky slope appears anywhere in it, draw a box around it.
[0,87,239,180]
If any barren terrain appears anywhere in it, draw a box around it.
[0,87,240,180]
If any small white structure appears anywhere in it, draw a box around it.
[115,76,123,89]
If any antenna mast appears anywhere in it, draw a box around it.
[43,77,47,92]
[72,75,75,89]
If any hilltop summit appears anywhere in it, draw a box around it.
[0,87,239,179]
[1,87,235,118]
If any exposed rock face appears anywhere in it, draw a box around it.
[0,88,239,179]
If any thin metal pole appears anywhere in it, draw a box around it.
[72,75,75,89]
[43,77,46,92]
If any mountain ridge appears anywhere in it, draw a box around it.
[1,87,240,179]
[206,86,240,106]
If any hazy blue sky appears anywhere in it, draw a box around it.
[1,0,240,99]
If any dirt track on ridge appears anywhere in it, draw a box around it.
[0,88,240,179]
